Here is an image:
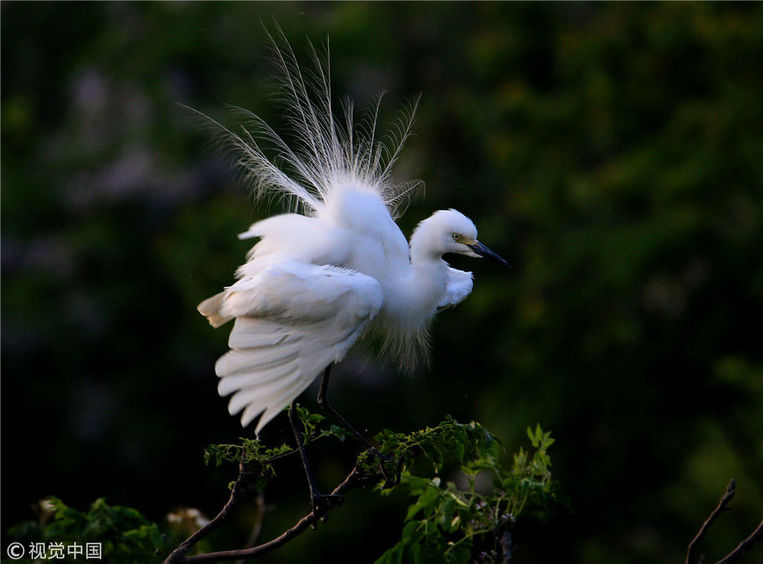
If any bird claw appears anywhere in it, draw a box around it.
[369,448,401,489]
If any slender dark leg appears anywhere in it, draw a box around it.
[317,366,375,450]
[287,402,342,520]
[317,366,399,487]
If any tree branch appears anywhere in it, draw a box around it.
[165,456,381,563]
[686,479,736,564]
[500,530,513,564]
[164,415,545,562]
[165,461,250,563]
[185,465,375,562]
[686,479,763,564]
[714,519,763,564]
[235,491,266,564]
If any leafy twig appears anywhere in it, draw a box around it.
[176,465,379,563]
[166,412,562,563]
[165,406,371,563]
[165,461,250,563]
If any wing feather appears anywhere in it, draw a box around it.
[242,376,314,429]
[216,354,300,396]
[200,260,383,434]
[437,267,473,311]
[227,322,301,349]
[215,342,301,377]
[227,366,300,415]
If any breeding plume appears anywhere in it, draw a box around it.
[198,35,510,436]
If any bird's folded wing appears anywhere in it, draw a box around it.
[207,261,383,434]
[437,267,474,311]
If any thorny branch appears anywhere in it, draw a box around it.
[685,479,763,564]
[164,455,382,563]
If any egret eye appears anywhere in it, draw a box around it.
[452,233,461,241]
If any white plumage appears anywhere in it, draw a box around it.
[197,32,509,434]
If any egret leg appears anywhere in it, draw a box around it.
[287,402,342,521]
[317,366,399,487]
[317,365,375,450]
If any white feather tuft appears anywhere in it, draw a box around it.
[191,25,422,219]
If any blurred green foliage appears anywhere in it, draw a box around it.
[2,2,762,563]
[6,497,169,563]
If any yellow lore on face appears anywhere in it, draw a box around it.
[452,233,477,246]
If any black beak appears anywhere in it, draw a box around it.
[469,241,512,269]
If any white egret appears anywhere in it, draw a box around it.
[196,32,509,509]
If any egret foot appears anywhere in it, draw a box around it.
[308,493,343,529]
[317,366,378,451]
[310,492,344,519]
[370,448,402,489]
[316,368,397,484]
[288,402,341,527]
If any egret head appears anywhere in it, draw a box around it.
[411,209,511,267]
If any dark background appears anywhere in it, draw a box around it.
[3,3,762,562]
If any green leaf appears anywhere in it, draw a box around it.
[377,417,561,563]
[329,424,347,441]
